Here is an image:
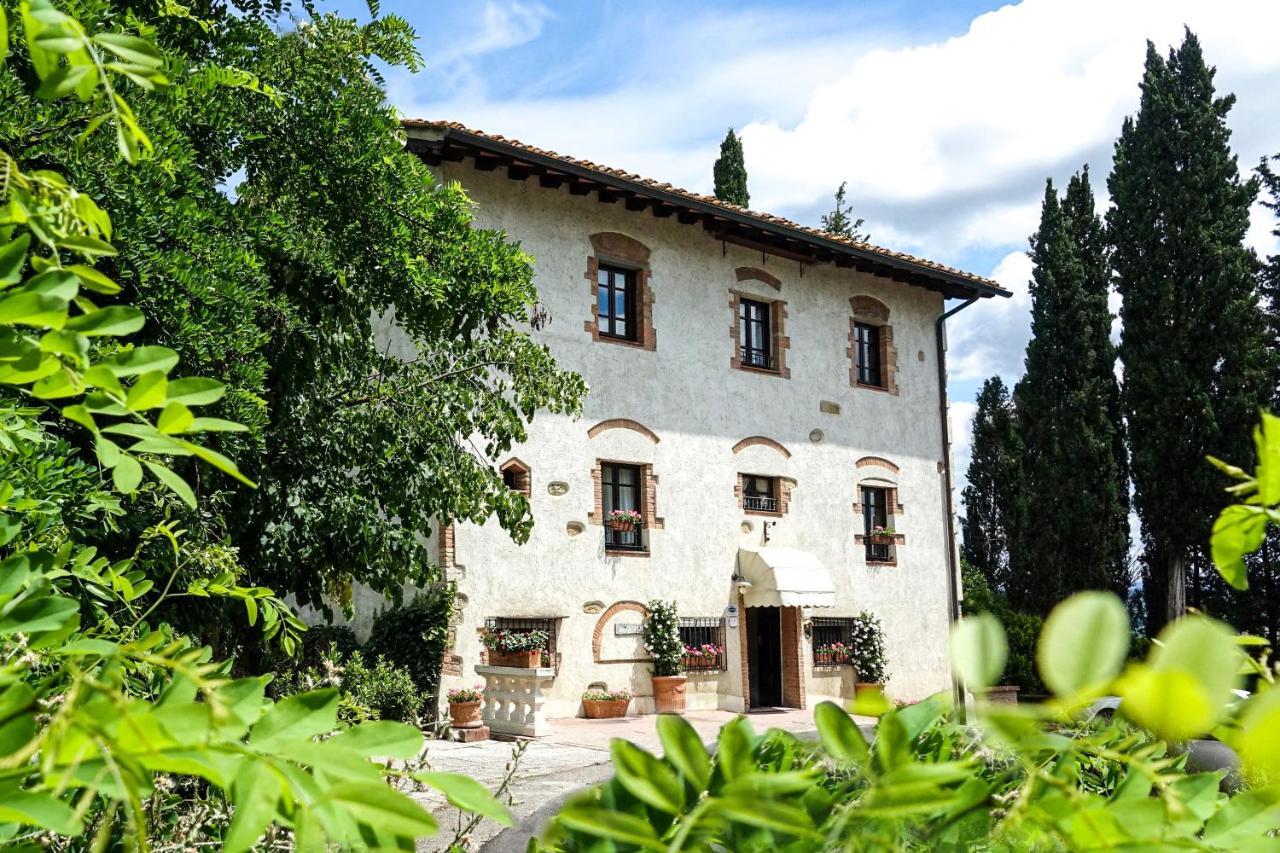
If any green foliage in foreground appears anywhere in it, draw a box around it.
[541,412,1280,850]
[0,4,507,847]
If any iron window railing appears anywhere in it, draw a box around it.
[678,617,727,672]
[743,475,779,513]
[739,345,773,370]
[812,617,856,666]
[604,519,646,552]
[744,494,778,512]
[739,298,773,370]
[866,541,893,562]
[484,616,562,669]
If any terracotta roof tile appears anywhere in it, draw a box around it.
[403,119,1007,295]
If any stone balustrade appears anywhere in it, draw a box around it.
[475,665,557,737]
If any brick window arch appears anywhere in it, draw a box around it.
[848,295,898,394]
[584,232,656,350]
[587,418,660,444]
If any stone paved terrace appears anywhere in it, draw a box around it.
[416,707,875,851]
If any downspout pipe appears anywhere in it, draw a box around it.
[936,297,978,718]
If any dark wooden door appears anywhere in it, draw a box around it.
[747,606,782,708]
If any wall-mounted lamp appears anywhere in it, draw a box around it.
[731,572,753,591]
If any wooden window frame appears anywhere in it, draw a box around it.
[854,322,884,388]
[596,263,637,342]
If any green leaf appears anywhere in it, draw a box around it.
[1119,616,1239,741]
[185,417,248,433]
[657,713,711,790]
[112,455,142,493]
[950,613,1007,692]
[66,264,120,295]
[56,234,116,257]
[713,716,756,784]
[223,761,282,853]
[320,782,437,839]
[165,377,225,405]
[815,700,869,766]
[1237,688,1280,785]
[65,305,143,337]
[331,721,423,759]
[34,63,93,99]
[0,292,68,327]
[156,400,193,434]
[101,346,178,377]
[554,806,663,849]
[249,689,338,751]
[1210,504,1266,591]
[1037,591,1130,698]
[610,739,683,814]
[60,403,95,432]
[0,789,81,835]
[0,8,8,72]
[92,32,164,68]
[0,235,29,285]
[125,370,167,410]
[415,771,511,826]
[142,460,195,508]
[710,796,820,840]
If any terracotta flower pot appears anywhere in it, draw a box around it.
[816,652,831,665]
[583,698,629,719]
[449,700,482,729]
[653,675,687,714]
[610,518,637,532]
[489,649,542,668]
[868,534,895,546]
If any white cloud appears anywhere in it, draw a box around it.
[948,251,1034,383]
[949,399,980,504]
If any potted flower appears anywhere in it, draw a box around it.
[582,688,632,719]
[815,644,833,665]
[829,641,850,664]
[447,684,484,729]
[850,610,888,696]
[643,600,686,713]
[608,508,642,532]
[481,628,549,668]
[698,643,723,669]
[868,525,897,546]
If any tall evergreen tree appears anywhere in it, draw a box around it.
[961,376,1022,594]
[713,128,750,208]
[1007,173,1130,616]
[820,181,870,242]
[1108,30,1272,632]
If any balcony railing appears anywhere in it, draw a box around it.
[744,494,778,512]
[604,519,646,552]
[739,346,773,370]
[865,541,893,562]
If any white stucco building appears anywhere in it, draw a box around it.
[382,122,1008,718]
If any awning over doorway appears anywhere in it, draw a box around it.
[736,547,835,608]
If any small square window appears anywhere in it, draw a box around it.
[742,475,779,514]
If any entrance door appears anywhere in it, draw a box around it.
[746,606,782,708]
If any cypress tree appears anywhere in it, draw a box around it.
[961,376,1023,594]
[1007,173,1130,616]
[713,128,750,208]
[1108,30,1272,632]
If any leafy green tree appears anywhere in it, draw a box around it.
[7,3,586,621]
[820,181,869,242]
[960,376,1021,594]
[1007,172,1130,615]
[1108,30,1272,632]
[712,127,750,207]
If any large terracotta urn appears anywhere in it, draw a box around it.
[449,701,482,729]
[652,675,687,714]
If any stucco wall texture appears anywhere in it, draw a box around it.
[360,163,964,718]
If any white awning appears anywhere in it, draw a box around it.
[736,547,836,608]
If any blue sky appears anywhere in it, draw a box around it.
[328,0,1280,479]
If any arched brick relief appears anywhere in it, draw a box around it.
[592,600,651,663]
[587,418,660,444]
[589,232,650,265]
[731,435,792,459]
[855,455,899,475]
[849,295,890,324]
[735,266,781,290]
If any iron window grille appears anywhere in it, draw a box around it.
[678,617,727,672]
[484,616,561,669]
[743,475,779,513]
[738,298,773,369]
[597,264,637,341]
[602,462,647,552]
[862,486,893,562]
[855,322,883,387]
[812,617,856,666]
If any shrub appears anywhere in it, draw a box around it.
[298,624,360,670]
[850,611,887,684]
[366,584,456,704]
[342,651,424,725]
[643,600,684,676]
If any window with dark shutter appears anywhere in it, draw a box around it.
[855,322,882,387]
[597,264,637,341]
[738,298,772,369]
